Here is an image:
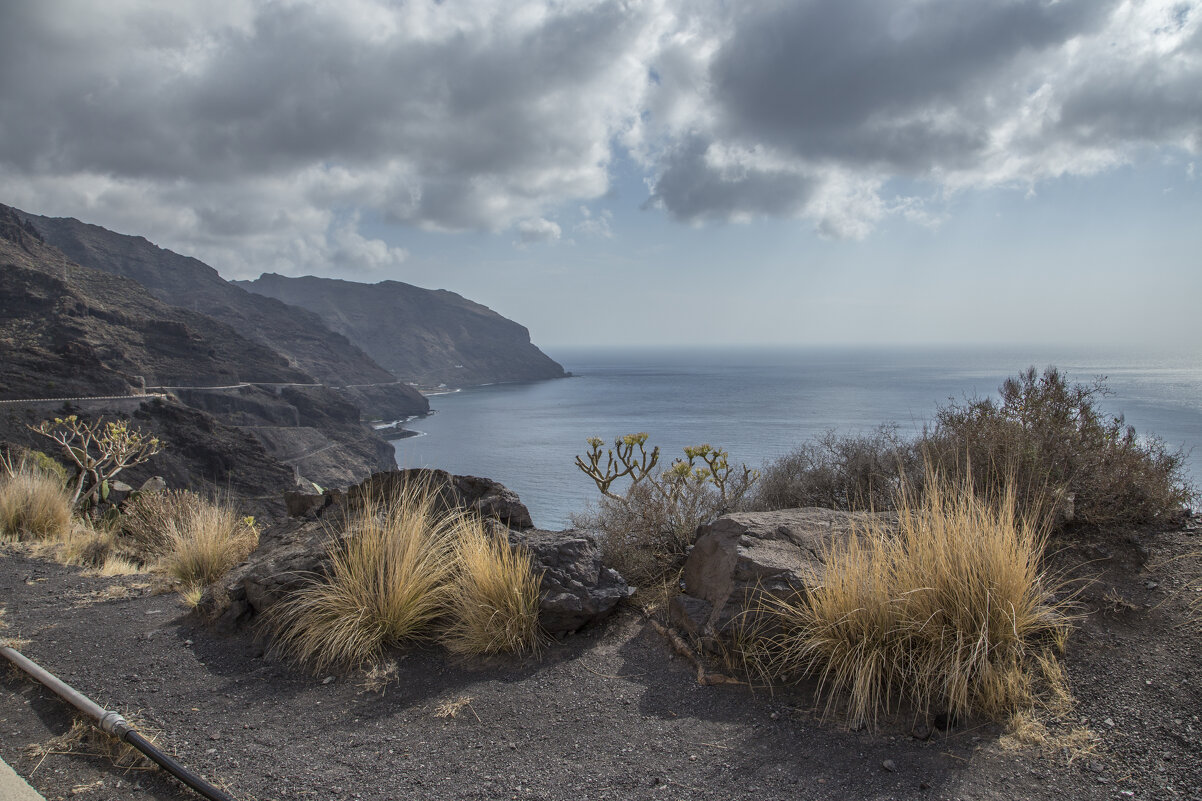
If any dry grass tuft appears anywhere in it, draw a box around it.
[0,462,74,542]
[759,466,1071,729]
[0,607,31,650]
[444,518,543,656]
[119,490,204,555]
[266,484,459,672]
[360,659,399,694]
[26,717,157,772]
[159,500,259,592]
[434,695,479,720]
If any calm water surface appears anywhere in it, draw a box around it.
[393,346,1202,529]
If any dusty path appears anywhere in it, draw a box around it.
[1,524,1200,801]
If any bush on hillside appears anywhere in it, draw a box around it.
[750,367,1194,530]
[754,467,1071,728]
[750,425,921,513]
[925,366,1193,529]
[444,516,543,656]
[0,457,74,542]
[160,499,259,595]
[267,480,543,672]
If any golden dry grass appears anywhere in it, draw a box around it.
[159,500,259,591]
[119,489,203,554]
[0,463,74,542]
[26,717,157,772]
[266,485,460,672]
[760,466,1071,729]
[444,518,542,656]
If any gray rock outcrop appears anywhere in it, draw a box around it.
[509,528,633,635]
[200,470,628,638]
[668,508,890,639]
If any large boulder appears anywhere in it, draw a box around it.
[200,470,625,637]
[509,528,633,635]
[668,508,890,639]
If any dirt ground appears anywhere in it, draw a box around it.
[1,520,1200,801]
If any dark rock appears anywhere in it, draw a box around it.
[510,528,633,635]
[351,469,534,530]
[669,508,891,638]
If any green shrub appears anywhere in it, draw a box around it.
[925,367,1194,528]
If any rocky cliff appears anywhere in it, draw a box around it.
[237,273,567,387]
[0,203,394,494]
[18,210,428,420]
[0,205,309,396]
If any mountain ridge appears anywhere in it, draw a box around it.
[237,272,567,388]
[16,210,429,419]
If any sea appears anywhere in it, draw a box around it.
[392,346,1202,530]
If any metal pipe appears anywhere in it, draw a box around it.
[1,645,238,801]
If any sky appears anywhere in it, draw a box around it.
[1,0,1199,349]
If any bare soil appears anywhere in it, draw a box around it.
[2,521,1200,801]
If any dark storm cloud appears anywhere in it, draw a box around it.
[0,0,1198,268]
[708,0,1113,169]
[647,136,815,222]
[646,0,1201,229]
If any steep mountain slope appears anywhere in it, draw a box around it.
[237,273,567,387]
[0,205,308,396]
[0,203,393,492]
[19,210,428,418]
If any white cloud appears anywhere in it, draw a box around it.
[515,217,563,247]
[574,206,614,239]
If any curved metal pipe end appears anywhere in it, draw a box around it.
[97,710,131,738]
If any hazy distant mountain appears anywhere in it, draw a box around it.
[237,273,567,387]
[18,210,428,419]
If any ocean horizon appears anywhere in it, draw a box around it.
[393,344,1202,530]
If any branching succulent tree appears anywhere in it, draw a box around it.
[30,416,162,511]
[576,433,756,514]
[575,433,758,586]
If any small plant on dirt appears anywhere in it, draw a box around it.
[574,434,757,588]
[0,454,74,542]
[444,518,542,656]
[119,489,204,556]
[756,465,1071,730]
[29,416,162,513]
[266,483,460,672]
[160,499,259,596]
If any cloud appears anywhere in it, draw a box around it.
[515,217,562,247]
[0,0,668,272]
[574,206,614,239]
[0,0,1198,268]
[639,0,1202,234]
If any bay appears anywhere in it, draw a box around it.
[393,346,1202,530]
